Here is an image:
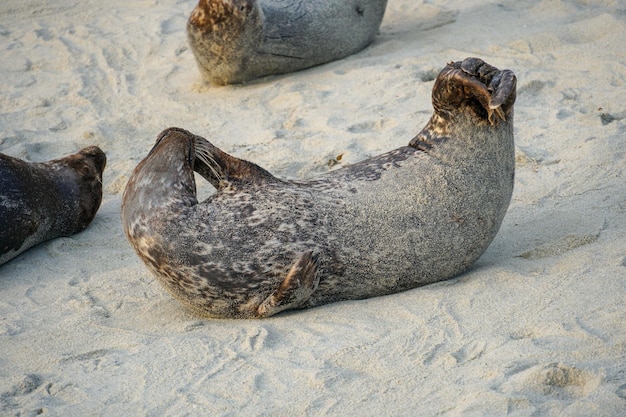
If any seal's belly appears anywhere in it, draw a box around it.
[308,157,503,303]
[178,151,506,305]
[260,0,388,62]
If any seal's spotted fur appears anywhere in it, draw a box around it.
[122,58,516,318]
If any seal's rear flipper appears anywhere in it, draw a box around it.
[257,251,319,317]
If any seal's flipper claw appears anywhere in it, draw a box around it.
[430,58,517,126]
[257,251,319,317]
[489,105,507,124]
[488,69,517,121]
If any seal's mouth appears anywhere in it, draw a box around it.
[79,146,107,177]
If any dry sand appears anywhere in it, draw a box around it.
[1,0,625,415]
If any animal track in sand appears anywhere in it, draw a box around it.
[1,374,42,397]
[346,119,389,134]
[60,348,111,364]
[599,111,625,125]
[0,133,26,149]
[160,15,185,36]
[45,237,88,258]
[0,374,44,412]
[517,79,550,96]
[518,233,599,260]
[416,68,439,82]
[501,362,602,400]
[452,340,487,364]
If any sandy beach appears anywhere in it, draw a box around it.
[1,0,625,415]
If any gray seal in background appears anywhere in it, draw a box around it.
[186,0,388,84]
[0,146,106,266]
[121,58,516,318]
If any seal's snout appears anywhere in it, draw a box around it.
[72,147,106,233]
[79,146,107,176]
[149,127,197,168]
[156,127,194,141]
[151,127,191,151]
[59,146,106,187]
[235,0,254,14]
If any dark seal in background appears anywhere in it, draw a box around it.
[0,146,106,266]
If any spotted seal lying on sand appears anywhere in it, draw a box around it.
[0,146,106,266]
[122,57,516,318]
[186,0,388,84]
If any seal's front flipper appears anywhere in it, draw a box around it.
[257,251,319,318]
[426,57,517,127]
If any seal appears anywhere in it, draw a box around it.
[121,57,516,318]
[0,146,106,266]
[186,0,388,84]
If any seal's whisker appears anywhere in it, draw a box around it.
[194,144,224,182]
[196,152,222,180]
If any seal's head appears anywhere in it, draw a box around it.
[187,0,263,84]
[47,146,106,234]
[410,57,516,160]
[122,128,198,236]
[188,0,255,29]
